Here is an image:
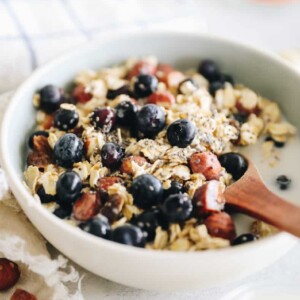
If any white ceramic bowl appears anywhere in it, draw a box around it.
[1,31,299,292]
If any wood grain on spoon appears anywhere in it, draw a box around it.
[224,159,300,238]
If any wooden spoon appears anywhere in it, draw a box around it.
[224,159,300,237]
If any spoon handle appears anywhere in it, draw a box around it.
[224,163,300,238]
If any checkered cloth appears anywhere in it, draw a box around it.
[0,0,206,94]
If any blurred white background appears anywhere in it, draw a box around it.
[0,0,300,93]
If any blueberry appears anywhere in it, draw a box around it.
[130,174,163,209]
[276,175,291,190]
[233,113,248,124]
[54,133,83,168]
[54,107,79,131]
[80,215,111,239]
[164,181,184,199]
[37,185,55,203]
[39,85,62,113]
[198,59,220,82]
[131,210,160,242]
[219,152,248,181]
[167,119,196,148]
[137,104,166,138]
[133,74,158,98]
[265,136,285,148]
[111,224,145,247]
[115,101,137,126]
[232,233,257,246]
[53,206,72,219]
[28,130,49,149]
[100,142,124,169]
[161,193,193,223]
[107,85,131,100]
[90,107,116,133]
[56,171,82,207]
[209,81,224,96]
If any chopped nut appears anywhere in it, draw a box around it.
[204,212,236,241]
[189,152,222,180]
[98,177,124,194]
[120,155,148,176]
[193,180,225,215]
[73,191,101,221]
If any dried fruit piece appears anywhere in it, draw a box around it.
[193,180,225,215]
[101,194,123,223]
[128,61,156,80]
[120,155,147,176]
[73,191,101,221]
[147,91,175,106]
[189,152,222,180]
[98,176,123,192]
[204,212,236,241]
[0,258,20,291]
[27,150,53,169]
[29,135,53,169]
[32,135,52,153]
[90,107,116,133]
[100,142,124,168]
[10,289,37,300]
[28,131,49,149]
[73,84,92,103]
[41,113,54,130]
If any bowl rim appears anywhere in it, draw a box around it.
[0,29,298,259]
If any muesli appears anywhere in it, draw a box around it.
[24,57,296,250]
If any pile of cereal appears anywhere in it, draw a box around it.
[24,57,296,250]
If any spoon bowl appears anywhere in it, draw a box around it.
[225,158,300,237]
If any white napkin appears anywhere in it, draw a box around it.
[0,93,83,300]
